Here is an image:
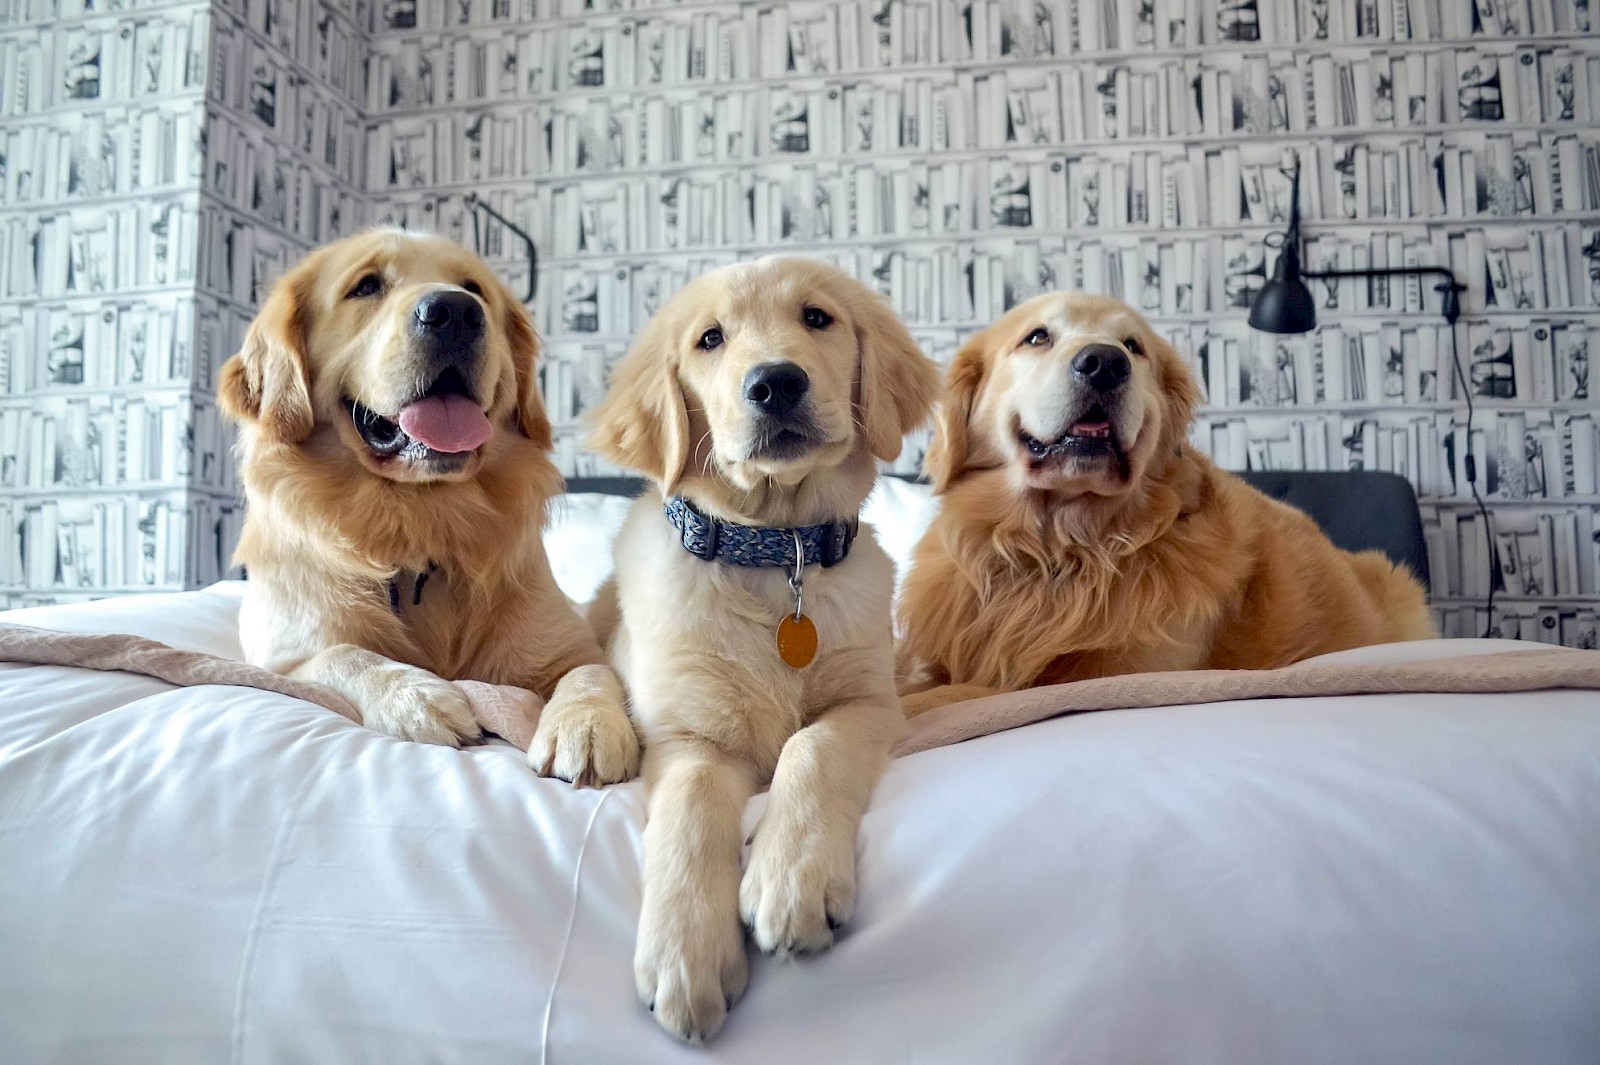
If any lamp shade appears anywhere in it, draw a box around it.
[1247,242,1318,334]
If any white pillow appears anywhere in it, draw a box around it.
[545,478,941,605]
[862,476,938,586]
[544,492,634,604]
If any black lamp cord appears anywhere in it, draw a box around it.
[465,193,539,304]
[1298,270,1491,636]
[1439,293,1497,637]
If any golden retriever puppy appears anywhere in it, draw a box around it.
[586,258,939,1042]
[219,229,639,785]
[898,292,1435,715]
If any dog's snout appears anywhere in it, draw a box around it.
[413,290,486,347]
[743,362,810,417]
[1071,344,1132,392]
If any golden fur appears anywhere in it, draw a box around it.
[898,292,1435,715]
[587,258,940,1043]
[220,229,638,783]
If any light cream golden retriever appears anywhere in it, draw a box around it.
[898,292,1435,715]
[587,258,939,1042]
[219,229,639,785]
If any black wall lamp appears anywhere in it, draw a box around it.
[1247,150,1466,332]
[1243,149,1495,636]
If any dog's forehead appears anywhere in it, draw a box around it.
[396,237,476,276]
[324,230,477,286]
[1040,293,1144,337]
[702,259,847,319]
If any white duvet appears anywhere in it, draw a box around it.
[2,492,1599,1063]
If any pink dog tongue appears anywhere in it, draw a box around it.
[397,394,492,454]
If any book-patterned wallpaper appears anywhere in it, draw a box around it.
[3,0,1599,648]
[1,0,210,602]
[0,0,363,606]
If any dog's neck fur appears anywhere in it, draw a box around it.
[668,441,877,529]
[234,425,561,591]
[943,442,1208,579]
[900,445,1225,690]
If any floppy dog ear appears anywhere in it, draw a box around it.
[923,329,991,494]
[502,295,553,449]
[588,312,690,493]
[1151,331,1203,443]
[853,292,941,463]
[218,263,315,444]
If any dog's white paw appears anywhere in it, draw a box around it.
[359,664,480,747]
[529,664,640,786]
[634,897,749,1044]
[739,820,857,958]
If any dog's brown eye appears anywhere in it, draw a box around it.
[347,274,383,299]
[1124,336,1144,356]
[1025,327,1050,347]
[697,327,724,351]
[462,280,483,296]
[802,306,832,330]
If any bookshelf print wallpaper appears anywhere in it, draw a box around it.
[0,0,362,605]
[2,0,1598,647]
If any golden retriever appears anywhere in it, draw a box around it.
[219,229,639,785]
[586,258,940,1042]
[897,292,1435,715]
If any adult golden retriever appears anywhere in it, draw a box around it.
[219,229,638,785]
[587,258,939,1042]
[897,292,1434,715]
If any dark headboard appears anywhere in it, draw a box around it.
[1236,470,1430,586]
[564,477,653,497]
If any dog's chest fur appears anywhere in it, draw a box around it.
[386,565,480,673]
[378,550,579,689]
[610,496,896,773]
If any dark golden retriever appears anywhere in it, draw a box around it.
[898,292,1434,715]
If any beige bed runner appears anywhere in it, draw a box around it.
[890,646,1600,756]
[1,622,1596,758]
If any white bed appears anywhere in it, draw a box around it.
[2,483,1598,1064]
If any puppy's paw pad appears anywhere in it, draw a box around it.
[739,835,856,958]
[634,919,748,1043]
[363,666,481,747]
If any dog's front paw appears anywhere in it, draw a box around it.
[360,664,481,747]
[634,899,749,1044]
[740,820,857,958]
[529,664,639,786]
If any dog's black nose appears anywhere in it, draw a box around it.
[743,362,810,416]
[413,290,485,347]
[1071,344,1132,392]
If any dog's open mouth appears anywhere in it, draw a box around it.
[345,368,492,467]
[1018,403,1120,463]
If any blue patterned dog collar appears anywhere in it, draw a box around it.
[664,497,857,568]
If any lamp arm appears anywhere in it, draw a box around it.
[1296,265,1466,324]
[465,193,539,304]
[1299,265,1457,281]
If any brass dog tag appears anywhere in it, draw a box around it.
[776,613,818,669]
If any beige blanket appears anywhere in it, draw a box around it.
[0,622,544,749]
[2,621,1596,757]
[891,646,1600,756]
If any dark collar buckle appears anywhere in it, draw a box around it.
[680,498,720,562]
[819,517,858,567]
